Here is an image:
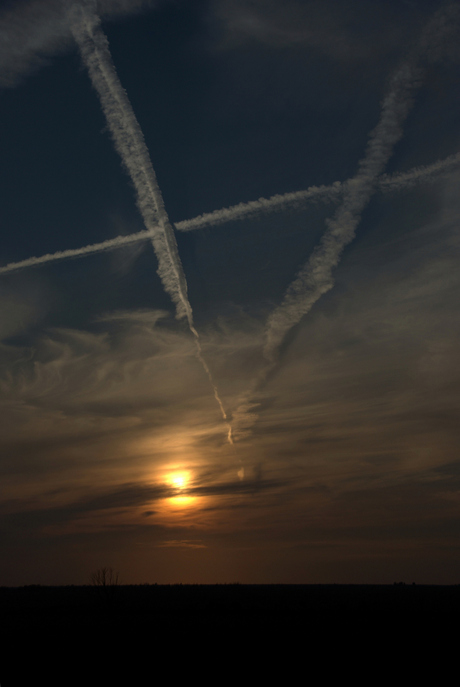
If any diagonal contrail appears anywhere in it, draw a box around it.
[176,182,343,232]
[233,61,421,436]
[263,61,422,364]
[68,0,232,442]
[231,2,460,441]
[1,151,459,276]
[69,0,187,321]
[378,151,460,193]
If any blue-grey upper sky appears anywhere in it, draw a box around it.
[1,0,460,585]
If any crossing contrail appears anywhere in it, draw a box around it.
[1,152,458,276]
[69,0,188,320]
[68,0,232,442]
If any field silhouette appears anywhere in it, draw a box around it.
[1,583,457,684]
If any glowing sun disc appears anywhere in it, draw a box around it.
[167,471,190,491]
[173,475,185,489]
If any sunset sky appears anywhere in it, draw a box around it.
[1,0,460,585]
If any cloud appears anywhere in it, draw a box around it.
[209,0,426,61]
[0,310,196,411]
[0,306,265,482]
[0,0,156,88]
[0,281,48,341]
[1,0,460,584]
[255,173,460,474]
[158,540,206,548]
[0,0,70,88]
[0,452,285,537]
[1,177,459,575]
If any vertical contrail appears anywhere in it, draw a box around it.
[68,0,232,441]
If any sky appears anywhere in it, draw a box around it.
[1,0,460,585]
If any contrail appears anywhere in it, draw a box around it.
[69,0,187,320]
[177,182,343,232]
[1,152,459,276]
[263,60,422,363]
[0,182,341,275]
[68,0,232,442]
[379,151,460,193]
[0,229,154,274]
[262,2,460,365]
[231,4,460,441]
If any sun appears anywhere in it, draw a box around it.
[162,470,197,510]
[171,474,187,490]
[167,471,190,492]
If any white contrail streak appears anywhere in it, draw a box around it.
[68,0,232,441]
[262,3,460,364]
[68,0,188,320]
[378,151,460,193]
[230,2,460,441]
[1,152,459,276]
[177,182,343,232]
[263,60,422,364]
[231,47,429,437]
[0,229,154,274]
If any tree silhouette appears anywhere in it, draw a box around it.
[90,567,121,609]
[90,567,120,587]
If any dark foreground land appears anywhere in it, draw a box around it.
[1,584,458,684]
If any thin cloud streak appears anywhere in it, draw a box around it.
[68,0,232,440]
[1,153,458,276]
[0,0,155,89]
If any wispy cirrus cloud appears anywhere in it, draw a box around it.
[0,0,155,88]
[210,0,425,60]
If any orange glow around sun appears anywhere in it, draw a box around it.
[164,470,197,508]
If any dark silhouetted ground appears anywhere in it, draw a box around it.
[1,583,457,684]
